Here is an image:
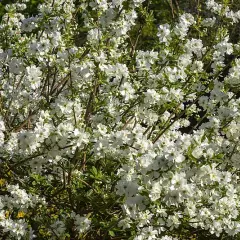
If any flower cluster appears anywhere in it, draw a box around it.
[0,0,240,239]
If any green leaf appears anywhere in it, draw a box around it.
[91,166,98,176]
[109,230,115,237]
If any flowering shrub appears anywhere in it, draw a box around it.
[0,0,240,239]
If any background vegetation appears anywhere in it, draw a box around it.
[1,0,240,239]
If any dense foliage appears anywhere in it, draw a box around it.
[0,0,240,239]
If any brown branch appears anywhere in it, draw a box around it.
[12,111,37,132]
[84,77,99,127]
[153,96,201,144]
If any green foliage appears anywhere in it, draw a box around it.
[0,0,44,20]
[1,0,240,239]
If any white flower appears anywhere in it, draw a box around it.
[50,220,66,237]
[72,214,91,234]
[118,217,131,230]
[192,147,203,159]
[25,65,42,90]
[87,28,102,43]
[158,24,171,43]
[120,82,135,101]
[150,181,162,201]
